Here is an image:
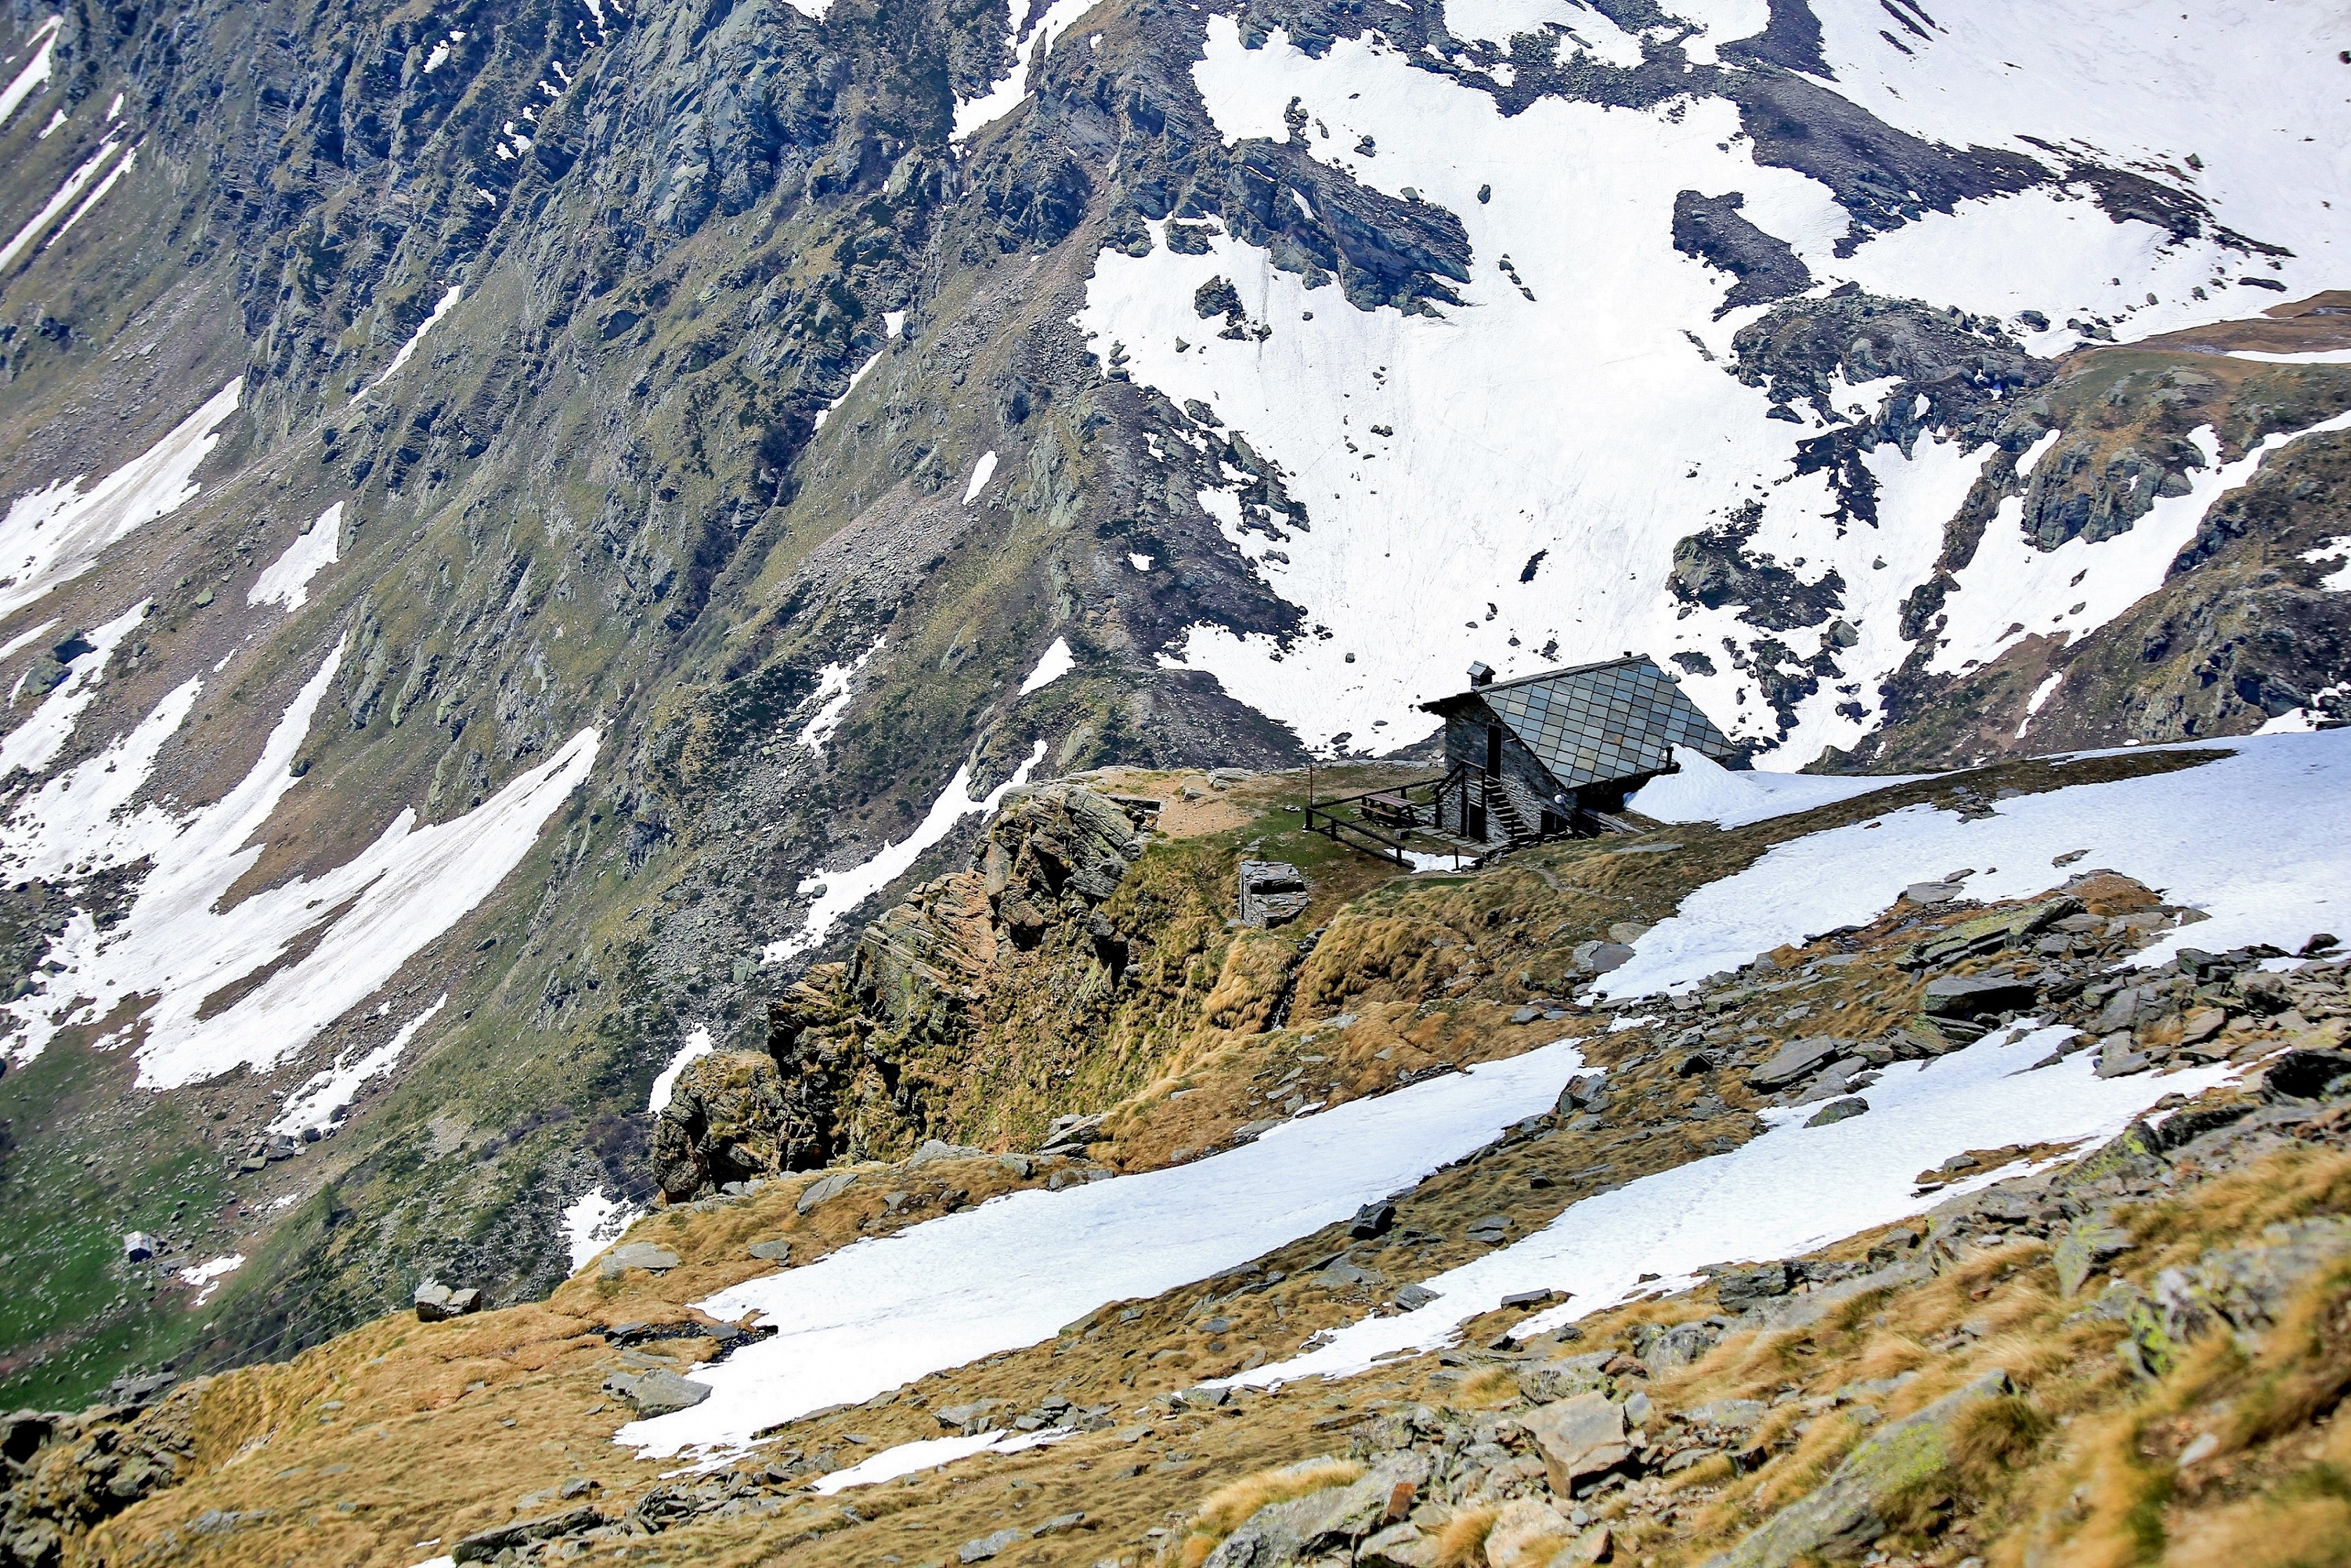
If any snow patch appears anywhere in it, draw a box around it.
[563,1187,645,1272]
[0,600,146,778]
[2226,349,2351,365]
[796,637,882,753]
[2017,671,2064,739]
[813,350,884,431]
[0,620,58,667]
[1803,0,2351,318]
[364,286,464,393]
[962,449,998,504]
[0,138,125,272]
[809,1427,1075,1494]
[0,648,599,1085]
[0,379,240,624]
[247,503,342,612]
[1604,728,2351,999]
[1931,413,2351,677]
[267,995,448,1139]
[1017,636,1075,696]
[648,1026,715,1114]
[619,1035,1589,1456]
[952,0,1103,142]
[0,16,63,134]
[1221,1023,2229,1386]
[51,143,135,244]
[2302,536,2351,594]
[763,740,1046,963]
[1627,747,1919,829]
[178,1253,244,1306]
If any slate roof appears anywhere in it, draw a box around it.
[1421,654,1735,791]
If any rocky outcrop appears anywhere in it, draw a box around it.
[1669,502,1847,633]
[1671,192,1813,317]
[742,783,1156,1175]
[0,1382,204,1568]
[650,1050,805,1203]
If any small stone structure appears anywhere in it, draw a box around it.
[1237,860,1309,927]
[1420,652,1736,851]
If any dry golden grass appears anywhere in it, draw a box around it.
[1455,1366,1522,1407]
[2227,1257,2351,1451]
[1177,1456,1365,1564]
[1432,1502,1501,1568]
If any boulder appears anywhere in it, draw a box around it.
[414,1279,484,1321]
[1903,896,2081,969]
[1524,1391,1631,1491]
[746,1239,793,1263]
[1640,1321,1720,1373]
[2179,1006,2227,1045]
[1572,940,1636,975]
[1239,860,1311,928]
[796,1170,859,1214]
[1805,1097,1869,1127]
[1699,1370,2013,1568]
[602,1368,710,1415]
[1920,972,2035,1018]
[936,1400,1002,1429]
[1204,1458,1424,1568]
[1484,1498,1575,1568]
[959,1527,1025,1563]
[2094,1035,2150,1078]
[2263,1049,2351,1102]
[1746,1037,1846,1089]
[452,1505,602,1563]
[1038,1111,1107,1153]
[2148,1216,2351,1350]
[1358,1522,1442,1568]
[1714,1262,1794,1308]
[2053,1216,2133,1296]
[1685,1398,1768,1431]
[599,1243,681,1279]
[908,1138,989,1168]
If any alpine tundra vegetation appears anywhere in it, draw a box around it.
[0,0,2348,1563]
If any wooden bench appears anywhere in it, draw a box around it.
[1360,791,1418,828]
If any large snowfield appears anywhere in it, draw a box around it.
[1080,0,2351,763]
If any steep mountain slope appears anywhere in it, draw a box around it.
[0,0,2345,1408]
[8,739,2351,1568]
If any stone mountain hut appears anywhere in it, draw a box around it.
[1419,653,1735,848]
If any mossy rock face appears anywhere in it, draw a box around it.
[649,1050,802,1201]
[1702,1371,2013,1568]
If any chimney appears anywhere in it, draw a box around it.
[1467,661,1493,688]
